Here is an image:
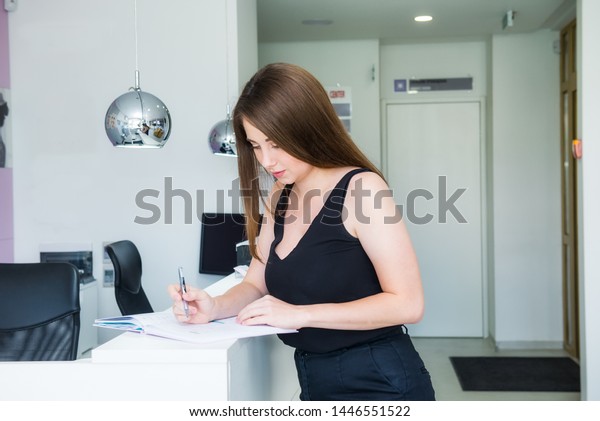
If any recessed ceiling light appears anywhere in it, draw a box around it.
[302,19,333,26]
[414,15,433,23]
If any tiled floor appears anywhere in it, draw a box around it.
[412,337,580,401]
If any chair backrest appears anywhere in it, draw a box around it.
[105,240,153,316]
[0,262,81,361]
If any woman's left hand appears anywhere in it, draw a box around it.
[236,295,307,330]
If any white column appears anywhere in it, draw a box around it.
[578,0,600,401]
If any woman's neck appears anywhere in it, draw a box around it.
[292,166,352,199]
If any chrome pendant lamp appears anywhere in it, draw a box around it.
[105,0,172,148]
[208,105,236,157]
[207,1,237,157]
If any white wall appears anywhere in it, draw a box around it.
[259,40,381,167]
[579,0,600,401]
[381,39,561,346]
[491,30,562,346]
[9,0,256,343]
[234,0,258,94]
[380,41,487,99]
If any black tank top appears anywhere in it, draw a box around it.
[265,168,402,353]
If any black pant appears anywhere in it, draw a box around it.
[293,329,435,401]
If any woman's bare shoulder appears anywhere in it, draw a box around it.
[347,169,389,193]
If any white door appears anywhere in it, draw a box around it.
[385,101,483,337]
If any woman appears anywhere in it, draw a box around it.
[169,63,435,401]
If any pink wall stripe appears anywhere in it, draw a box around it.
[0,9,10,88]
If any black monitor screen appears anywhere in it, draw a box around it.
[199,213,247,275]
[39,251,94,284]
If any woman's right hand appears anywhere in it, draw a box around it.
[167,284,215,324]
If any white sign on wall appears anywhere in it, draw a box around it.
[326,86,352,133]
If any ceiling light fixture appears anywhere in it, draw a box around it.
[208,0,237,157]
[104,0,172,148]
[502,10,515,30]
[414,15,433,23]
[208,105,236,157]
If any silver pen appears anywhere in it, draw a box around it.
[178,266,189,318]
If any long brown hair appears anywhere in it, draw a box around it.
[233,63,382,260]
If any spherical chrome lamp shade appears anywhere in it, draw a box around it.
[208,116,237,157]
[105,88,172,148]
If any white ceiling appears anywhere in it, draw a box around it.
[257,0,575,44]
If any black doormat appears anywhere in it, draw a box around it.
[449,356,580,392]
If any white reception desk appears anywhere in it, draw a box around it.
[0,274,299,401]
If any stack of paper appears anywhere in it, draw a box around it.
[94,309,296,344]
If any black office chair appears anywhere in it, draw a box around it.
[105,240,154,316]
[0,262,81,361]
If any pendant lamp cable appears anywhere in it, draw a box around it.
[133,0,140,89]
[225,0,230,116]
[104,0,172,148]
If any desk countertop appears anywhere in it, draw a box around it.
[1,271,298,401]
[91,273,244,364]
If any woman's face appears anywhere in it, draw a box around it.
[242,118,312,185]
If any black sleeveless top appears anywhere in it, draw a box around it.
[265,168,402,353]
